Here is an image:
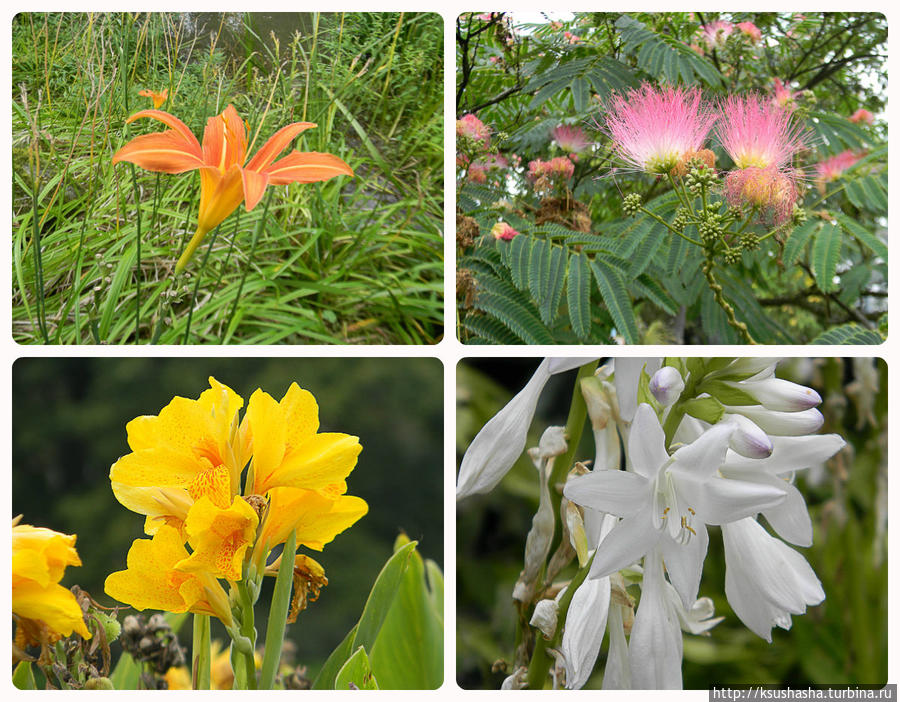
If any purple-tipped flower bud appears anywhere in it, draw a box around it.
[726,377,821,411]
[726,414,774,458]
[649,366,685,407]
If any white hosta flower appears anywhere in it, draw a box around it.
[457,358,594,499]
[564,404,786,607]
[723,405,824,436]
[629,551,682,689]
[708,357,779,381]
[721,433,845,546]
[649,366,685,407]
[614,358,662,422]
[721,517,825,641]
[667,589,723,634]
[501,666,528,689]
[531,425,568,460]
[602,600,631,689]
[724,377,821,411]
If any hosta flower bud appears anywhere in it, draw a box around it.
[649,366,685,407]
[530,598,560,639]
[726,377,821,411]
[726,414,773,458]
[724,405,824,436]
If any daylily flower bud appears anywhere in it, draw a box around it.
[724,406,824,436]
[530,597,560,639]
[649,366,685,407]
[726,414,773,458]
[726,377,821,411]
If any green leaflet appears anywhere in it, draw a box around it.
[590,258,639,344]
[811,223,843,293]
[811,323,883,345]
[567,252,592,340]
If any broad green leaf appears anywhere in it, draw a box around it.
[13,662,36,690]
[312,541,417,689]
[109,652,142,691]
[334,647,379,690]
[369,536,443,689]
[567,252,592,340]
[590,258,639,344]
[811,223,842,293]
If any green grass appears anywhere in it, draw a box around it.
[12,12,444,344]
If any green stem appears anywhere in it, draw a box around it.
[191,614,211,690]
[259,530,297,689]
[702,255,755,344]
[222,192,270,342]
[181,226,220,344]
[231,582,258,690]
[640,206,702,246]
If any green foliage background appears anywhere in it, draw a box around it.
[13,12,443,344]
[13,357,443,676]
[456,13,887,345]
[456,358,887,688]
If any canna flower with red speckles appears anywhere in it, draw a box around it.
[849,108,874,125]
[603,84,716,175]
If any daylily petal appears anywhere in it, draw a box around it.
[112,131,205,173]
[263,151,354,184]
[628,404,669,478]
[245,122,318,172]
[629,552,682,689]
[202,105,247,172]
[659,521,708,608]
[124,109,201,151]
[562,575,611,689]
[564,470,649,518]
[590,510,659,579]
[241,168,270,211]
[680,474,785,525]
[197,164,246,234]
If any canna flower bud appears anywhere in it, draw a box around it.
[649,366,685,407]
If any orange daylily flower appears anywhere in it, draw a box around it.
[112,104,354,273]
[138,88,168,108]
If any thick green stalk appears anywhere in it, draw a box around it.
[231,582,258,690]
[181,226,220,344]
[191,614,211,690]
[259,530,297,689]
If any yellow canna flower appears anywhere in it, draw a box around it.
[112,104,354,272]
[104,525,233,626]
[138,88,168,109]
[12,518,92,644]
[264,553,328,623]
[176,496,259,582]
[244,383,363,496]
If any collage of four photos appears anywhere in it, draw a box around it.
[9,10,890,693]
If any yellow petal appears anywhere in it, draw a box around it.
[245,389,288,495]
[12,524,81,587]
[280,383,320,450]
[177,497,259,582]
[12,579,91,640]
[257,433,362,494]
[261,488,367,552]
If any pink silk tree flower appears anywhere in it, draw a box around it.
[552,124,591,154]
[603,84,716,175]
[814,150,865,194]
[771,78,794,109]
[849,108,875,125]
[716,95,807,171]
[491,222,521,241]
[725,167,799,226]
[737,21,762,44]
[457,113,491,147]
[698,21,733,49]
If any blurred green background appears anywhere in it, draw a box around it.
[456,357,887,688]
[13,356,443,675]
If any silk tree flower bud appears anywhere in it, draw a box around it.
[649,366,685,407]
[457,358,595,499]
[723,405,824,436]
[530,596,560,639]
[725,377,821,411]
[726,414,773,459]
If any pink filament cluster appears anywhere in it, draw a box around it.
[716,95,807,171]
[771,78,794,108]
[604,84,716,175]
[551,124,591,154]
[849,108,874,125]
[528,156,575,181]
[699,21,734,49]
[491,222,520,241]
[456,114,491,147]
[736,21,762,43]
[725,167,798,225]
[815,150,864,182]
